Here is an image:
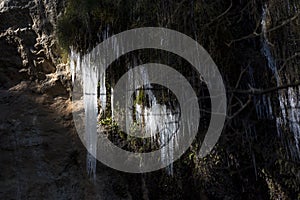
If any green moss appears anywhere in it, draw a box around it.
[56,0,118,51]
[134,90,146,105]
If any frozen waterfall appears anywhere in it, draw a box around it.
[261,4,300,160]
[70,49,104,180]
[70,49,180,177]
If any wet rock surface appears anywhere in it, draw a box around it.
[0,81,132,200]
[0,0,134,199]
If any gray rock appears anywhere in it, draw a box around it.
[0,0,66,89]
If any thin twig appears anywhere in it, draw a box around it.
[278,52,300,73]
[227,13,300,46]
[206,0,232,27]
[227,95,252,120]
[229,82,300,95]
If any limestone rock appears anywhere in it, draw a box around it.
[34,58,56,74]
[0,0,67,89]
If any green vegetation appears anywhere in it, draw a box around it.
[57,0,300,199]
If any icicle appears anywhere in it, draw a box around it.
[70,48,99,181]
[98,27,110,116]
[111,87,114,119]
[82,53,98,181]
[261,5,279,81]
[267,96,273,117]
[128,57,180,175]
[70,50,75,85]
[287,87,300,158]
[261,4,300,160]
[99,67,107,115]
[251,152,258,181]
[125,63,134,135]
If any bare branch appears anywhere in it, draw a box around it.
[227,66,249,117]
[226,13,300,46]
[206,0,232,27]
[278,52,300,73]
[229,82,300,95]
[227,95,252,120]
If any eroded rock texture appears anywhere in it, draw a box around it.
[0,0,67,92]
[0,1,132,199]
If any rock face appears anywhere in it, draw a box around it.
[0,1,133,199]
[0,0,67,91]
[0,82,133,200]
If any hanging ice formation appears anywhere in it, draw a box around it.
[126,56,180,175]
[70,52,180,177]
[261,4,300,160]
[70,49,102,181]
[69,26,112,180]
